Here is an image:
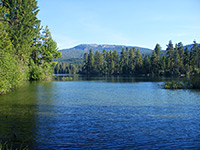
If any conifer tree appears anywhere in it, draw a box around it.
[151,50,159,75]
[2,0,41,62]
[155,43,161,56]
[113,49,119,74]
[0,4,22,94]
[143,56,151,75]
[94,50,103,74]
[119,48,126,74]
[135,49,143,74]
[129,48,135,74]
[87,48,94,74]
[166,40,174,72]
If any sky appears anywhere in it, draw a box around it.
[37,0,200,50]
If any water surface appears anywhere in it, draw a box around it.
[0,77,200,149]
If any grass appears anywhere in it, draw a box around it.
[0,141,28,150]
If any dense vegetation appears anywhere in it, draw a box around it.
[0,0,61,94]
[82,41,200,77]
[54,62,82,74]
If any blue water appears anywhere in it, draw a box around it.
[0,77,200,149]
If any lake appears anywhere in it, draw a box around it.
[0,76,200,149]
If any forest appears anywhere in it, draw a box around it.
[83,41,200,76]
[0,0,61,94]
[57,41,200,77]
[1,0,200,95]
[55,41,200,88]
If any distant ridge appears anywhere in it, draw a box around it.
[57,43,199,63]
[58,44,153,61]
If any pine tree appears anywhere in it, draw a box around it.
[109,50,115,74]
[0,4,22,94]
[135,49,143,74]
[155,43,161,56]
[166,40,174,59]
[113,49,119,74]
[119,48,126,74]
[174,44,180,76]
[192,41,200,72]
[82,52,88,74]
[166,40,174,73]
[129,48,135,74]
[94,50,103,74]
[87,48,94,74]
[29,26,61,80]
[2,0,41,62]
[143,56,151,75]
[151,50,159,75]
[177,42,184,74]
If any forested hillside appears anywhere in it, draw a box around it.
[0,0,61,94]
[57,44,153,61]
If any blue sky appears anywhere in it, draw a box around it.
[37,0,200,50]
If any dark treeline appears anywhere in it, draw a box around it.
[54,62,82,74]
[0,0,61,94]
[82,41,200,77]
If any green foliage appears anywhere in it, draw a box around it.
[2,0,41,62]
[0,1,61,94]
[0,141,28,150]
[0,53,22,94]
[191,73,200,89]
[54,62,81,74]
[81,41,200,82]
[0,6,22,94]
[28,26,61,80]
[164,80,194,89]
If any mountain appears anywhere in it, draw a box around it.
[57,44,153,62]
[56,43,199,63]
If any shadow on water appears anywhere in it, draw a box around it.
[0,81,54,149]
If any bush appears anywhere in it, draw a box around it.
[0,53,22,94]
